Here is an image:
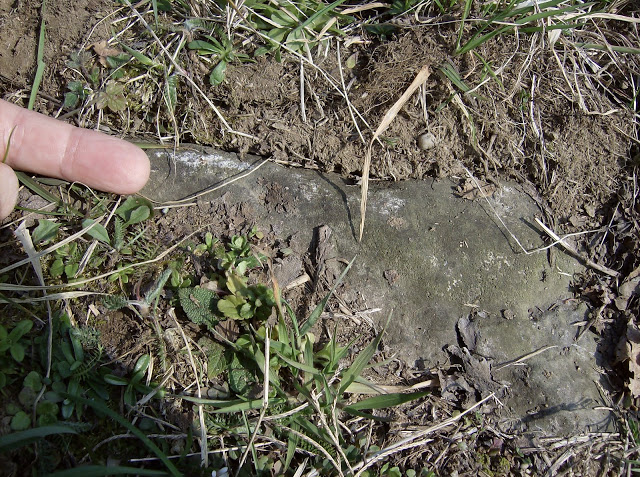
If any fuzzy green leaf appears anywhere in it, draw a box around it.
[10,412,30,431]
[198,337,228,379]
[8,320,33,341]
[133,354,151,375]
[50,258,64,277]
[228,352,253,395]
[23,371,42,391]
[178,287,219,330]
[127,206,150,226]
[32,219,60,245]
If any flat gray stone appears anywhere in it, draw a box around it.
[142,145,610,436]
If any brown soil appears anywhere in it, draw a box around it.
[1,0,633,227]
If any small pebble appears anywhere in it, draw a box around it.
[417,132,437,150]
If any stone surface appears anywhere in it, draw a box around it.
[142,145,611,436]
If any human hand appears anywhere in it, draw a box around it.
[0,99,150,220]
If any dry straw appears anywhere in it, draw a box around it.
[359,65,431,241]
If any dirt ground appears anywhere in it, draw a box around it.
[1,0,640,473]
[1,0,634,224]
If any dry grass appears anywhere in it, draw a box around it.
[2,0,640,474]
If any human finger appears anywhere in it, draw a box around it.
[0,162,19,220]
[0,99,150,194]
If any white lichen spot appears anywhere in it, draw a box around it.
[173,151,250,171]
[447,278,461,292]
[299,181,319,201]
[371,192,406,216]
[483,251,512,269]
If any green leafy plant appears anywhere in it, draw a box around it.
[0,320,33,389]
[37,315,108,420]
[95,80,127,112]
[63,80,90,109]
[173,238,429,474]
[455,0,596,55]
[179,233,275,327]
[245,0,352,57]
[104,354,165,408]
[32,218,61,245]
[217,273,275,321]
[178,286,220,330]
[49,241,81,280]
[188,33,252,85]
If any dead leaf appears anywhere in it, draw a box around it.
[456,178,497,200]
[215,319,240,342]
[445,344,500,403]
[456,315,478,351]
[621,322,640,397]
[615,265,640,311]
[92,40,123,67]
[383,269,399,287]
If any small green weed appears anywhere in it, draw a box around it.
[188,31,252,85]
[246,0,353,57]
[0,320,33,390]
[455,0,597,55]
[167,233,429,474]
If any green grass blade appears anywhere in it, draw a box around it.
[283,300,300,345]
[337,311,391,395]
[292,415,332,446]
[119,42,156,67]
[575,42,640,55]
[299,256,356,336]
[275,350,321,375]
[2,126,15,164]
[297,0,348,31]
[14,172,84,218]
[338,406,392,421]
[0,425,77,452]
[151,0,158,27]
[28,0,46,110]
[284,431,298,473]
[47,466,169,476]
[439,62,472,94]
[456,0,594,55]
[176,394,285,412]
[519,23,582,33]
[344,391,429,411]
[164,74,179,115]
[456,0,473,50]
[62,394,181,477]
[456,24,512,55]
[474,52,503,90]
[514,2,596,25]
[15,172,61,205]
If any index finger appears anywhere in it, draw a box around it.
[0,99,150,195]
